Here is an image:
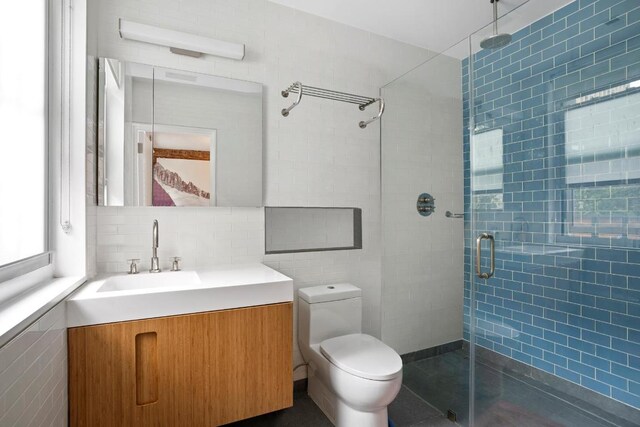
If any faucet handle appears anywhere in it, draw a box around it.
[171,257,181,272]
[127,259,140,275]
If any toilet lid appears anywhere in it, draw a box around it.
[320,334,402,381]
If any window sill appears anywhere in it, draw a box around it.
[0,275,86,348]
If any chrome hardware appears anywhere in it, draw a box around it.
[476,233,495,279]
[281,81,302,117]
[150,219,161,273]
[171,257,181,272]
[446,211,464,219]
[417,192,436,217]
[359,98,385,129]
[281,81,384,129]
[127,259,140,275]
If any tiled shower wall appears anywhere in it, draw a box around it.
[463,0,640,408]
[90,0,434,378]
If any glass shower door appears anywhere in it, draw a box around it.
[468,2,640,426]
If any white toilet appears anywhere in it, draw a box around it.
[298,284,403,427]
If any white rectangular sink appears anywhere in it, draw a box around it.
[97,271,201,292]
[67,263,293,327]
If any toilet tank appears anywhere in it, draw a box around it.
[298,284,362,348]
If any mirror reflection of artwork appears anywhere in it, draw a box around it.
[151,131,214,207]
[153,159,211,206]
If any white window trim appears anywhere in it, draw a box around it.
[0,0,89,349]
[0,253,52,286]
[0,0,52,288]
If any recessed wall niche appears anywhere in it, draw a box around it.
[265,207,362,254]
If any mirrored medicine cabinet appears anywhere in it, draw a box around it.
[95,58,263,207]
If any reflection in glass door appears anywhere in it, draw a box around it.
[468,1,640,426]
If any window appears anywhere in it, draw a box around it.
[564,89,640,242]
[472,129,504,210]
[0,2,49,277]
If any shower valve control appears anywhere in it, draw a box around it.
[417,193,436,217]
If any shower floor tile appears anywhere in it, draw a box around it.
[403,349,617,427]
[227,384,451,426]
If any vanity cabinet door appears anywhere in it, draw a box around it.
[69,303,293,426]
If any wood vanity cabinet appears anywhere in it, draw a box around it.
[68,303,293,427]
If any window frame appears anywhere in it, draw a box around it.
[0,0,51,285]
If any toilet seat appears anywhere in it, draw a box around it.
[320,333,402,381]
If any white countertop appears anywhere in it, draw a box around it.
[67,263,293,327]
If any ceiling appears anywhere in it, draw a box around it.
[268,0,574,57]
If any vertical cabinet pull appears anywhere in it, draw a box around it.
[476,233,495,279]
[135,332,158,405]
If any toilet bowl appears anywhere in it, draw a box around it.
[298,284,402,427]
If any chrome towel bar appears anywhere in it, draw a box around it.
[281,81,384,129]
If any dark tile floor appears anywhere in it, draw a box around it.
[226,348,637,426]
[402,349,627,427]
[226,385,453,426]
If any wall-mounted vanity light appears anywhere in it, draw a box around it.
[118,19,245,60]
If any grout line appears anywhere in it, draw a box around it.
[400,384,448,418]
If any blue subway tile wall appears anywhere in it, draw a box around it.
[463,0,640,409]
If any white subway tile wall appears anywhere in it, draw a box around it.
[0,303,67,427]
[89,0,461,378]
[381,53,465,354]
[97,207,264,271]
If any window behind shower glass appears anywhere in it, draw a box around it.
[564,88,640,244]
[0,1,48,276]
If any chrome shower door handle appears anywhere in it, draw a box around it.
[476,233,495,279]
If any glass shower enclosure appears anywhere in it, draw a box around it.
[382,1,640,425]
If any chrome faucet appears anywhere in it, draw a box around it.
[150,219,161,273]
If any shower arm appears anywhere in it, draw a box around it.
[492,0,499,35]
[359,98,385,129]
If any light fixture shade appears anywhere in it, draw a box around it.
[118,19,245,60]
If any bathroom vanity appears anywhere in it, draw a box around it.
[67,264,293,426]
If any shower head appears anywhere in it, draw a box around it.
[480,0,512,50]
[481,33,512,49]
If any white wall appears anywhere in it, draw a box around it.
[0,303,67,426]
[380,53,465,355]
[90,0,433,378]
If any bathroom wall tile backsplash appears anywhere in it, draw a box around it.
[463,0,640,409]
